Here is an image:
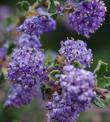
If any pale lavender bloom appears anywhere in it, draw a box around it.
[17,34,42,48]
[6,46,45,107]
[5,84,38,107]
[46,65,96,122]
[0,47,6,61]
[46,92,72,122]
[7,46,45,86]
[68,0,107,38]
[59,39,92,68]
[17,15,56,37]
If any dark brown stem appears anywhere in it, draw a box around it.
[94,87,108,100]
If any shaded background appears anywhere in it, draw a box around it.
[0,0,110,122]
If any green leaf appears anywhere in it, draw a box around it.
[1,106,19,122]
[7,43,16,56]
[45,50,56,66]
[73,61,82,68]
[0,72,6,85]
[48,0,56,13]
[57,0,65,4]
[105,92,110,105]
[93,96,105,108]
[51,13,57,19]
[5,16,13,26]
[41,84,52,100]
[48,70,60,81]
[94,60,108,77]
[97,76,110,89]
[17,1,30,12]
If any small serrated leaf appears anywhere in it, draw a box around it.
[48,70,60,81]
[51,13,57,19]
[93,96,105,108]
[94,60,108,77]
[48,0,56,13]
[97,76,110,89]
[0,72,6,85]
[7,43,16,56]
[17,1,30,12]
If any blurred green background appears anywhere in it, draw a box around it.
[0,0,110,122]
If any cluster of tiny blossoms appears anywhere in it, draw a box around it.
[17,15,56,37]
[5,0,107,121]
[5,41,45,106]
[46,39,96,122]
[5,0,58,106]
[59,39,92,68]
[16,34,42,48]
[68,0,106,38]
[57,0,106,38]
[46,65,96,122]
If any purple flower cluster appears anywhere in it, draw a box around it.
[68,0,106,38]
[6,46,45,106]
[46,65,96,122]
[46,92,72,122]
[17,34,42,48]
[59,39,92,68]
[5,5,55,107]
[5,84,38,107]
[0,46,6,61]
[4,0,104,121]
[56,4,64,14]
[17,15,56,37]
[8,46,44,86]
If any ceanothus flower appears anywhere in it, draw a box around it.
[0,46,6,61]
[17,34,42,48]
[7,46,45,86]
[5,84,38,107]
[59,39,92,68]
[46,65,96,122]
[17,15,56,37]
[68,0,107,38]
[46,92,72,122]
